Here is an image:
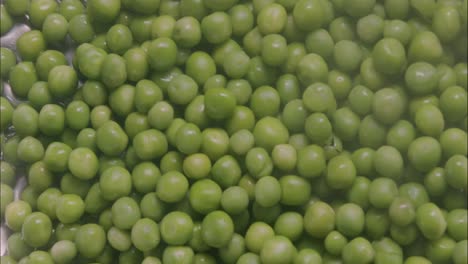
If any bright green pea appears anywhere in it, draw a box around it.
[9,62,38,98]
[173,16,201,48]
[201,210,234,248]
[68,147,99,180]
[176,122,202,155]
[414,104,444,137]
[292,0,324,31]
[253,117,289,151]
[405,62,438,96]
[304,201,335,238]
[229,129,255,156]
[163,246,194,264]
[224,51,250,79]
[408,137,441,173]
[201,12,232,44]
[167,74,199,105]
[148,101,174,131]
[432,6,461,43]
[229,4,254,37]
[357,14,384,44]
[205,87,236,120]
[189,179,222,214]
[221,186,249,215]
[302,82,336,115]
[75,224,106,259]
[90,105,112,129]
[372,38,406,76]
[440,85,467,123]
[225,105,256,135]
[445,155,467,191]
[42,13,69,44]
[131,218,160,252]
[296,54,329,86]
[68,14,95,44]
[245,147,273,179]
[22,212,52,248]
[0,47,16,78]
[326,154,356,189]
[246,56,278,88]
[50,240,77,264]
[156,171,189,203]
[373,145,404,180]
[369,177,399,209]
[416,203,447,240]
[386,120,416,154]
[408,31,443,63]
[99,166,132,201]
[96,121,129,156]
[296,144,326,178]
[372,88,405,125]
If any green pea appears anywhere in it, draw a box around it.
[99,166,132,201]
[163,246,194,264]
[22,212,52,248]
[201,128,230,161]
[17,30,46,61]
[304,201,335,238]
[229,4,254,37]
[156,171,189,203]
[9,62,38,98]
[211,155,242,188]
[369,178,399,209]
[408,31,443,63]
[59,0,84,20]
[223,50,250,80]
[292,0,324,31]
[296,144,326,178]
[4,0,30,16]
[96,121,129,156]
[445,155,467,191]
[372,88,405,125]
[414,104,444,137]
[50,240,77,264]
[75,224,106,259]
[297,54,329,86]
[245,147,273,179]
[416,203,447,240]
[221,186,249,215]
[189,179,222,214]
[147,101,174,131]
[440,85,467,123]
[205,87,236,120]
[230,129,255,156]
[68,14,95,44]
[42,13,69,44]
[173,16,201,48]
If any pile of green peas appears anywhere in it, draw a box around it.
[0,0,467,263]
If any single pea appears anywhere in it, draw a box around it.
[282,99,308,134]
[75,224,106,259]
[246,56,278,88]
[130,162,160,194]
[0,184,14,218]
[17,136,44,163]
[372,38,406,76]
[0,161,15,187]
[414,104,444,137]
[221,186,249,215]
[0,47,16,79]
[408,31,443,63]
[173,16,201,48]
[224,105,255,135]
[304,201,335,238]
[48,65,78,99]
[302,83,336,116]
[189,179,222,214]
[446,209,467,241]
[230,129,255,156]
[452,240,468,264]
[364,208,391,240]
[329,16,357,42]
[304,29,334,60]
[76,44,107,80]
[9,62,38,98]
[211,155,242,188]
[373,145,404,180]
[60,172,92,199]
[369,177,399,209]
[108,84,136,117]
[16,30,46,62]
[324,231,348,256]
[292,0,324,31]
[156,171,189,203]
[124,112,150,140]
[174,122,201,155]
[58,0,84,20]
[357,14,384,44]
[42,13,69,44]
[203,74,227,92]
[96,121,129,156]
[140,192,168,222]
[405,62,438,96]
[440,85,467,123]
[328,70,352,101]
[147,101,174,131]
[37,104,65,137]
[229,4,254,37]
[106,24,133,55]
[160,211,194,246]
[445,155,467,191]
[326,154,356,190]
[183,153,211,180]
[65,100,89,131]
[27,161,54,193]
[201,128,230,161]
[201,210,234,248]
[0,97,14,133]
[204,87,236,120]
[167,74,199,105]
[440,128,467,159]
[163,246,194,264]
[259,236,296,264]
[342,237,375,264]
[333,40,363,73]
[383,19,412,45]
[372,88,405,125]
[296,144,326,178]
[4,0,30,16]
[416,203,447,240]
[346,176,371,209]
[123,47,149,82]
[132,129,168,160]
[55,194,85,224]
[111,196,141,230]
[99,166,132,201]
[454,63,467,89]
[100,54,127,90]
[388,197,416,227]
[67,147,99,180]
[407,137,442,173]
[131,218,160,252]
[21,212,52,248]
[336,203,365,238]
[201,12,232,44]
[50,240,77,264]
[296,54,329,86]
